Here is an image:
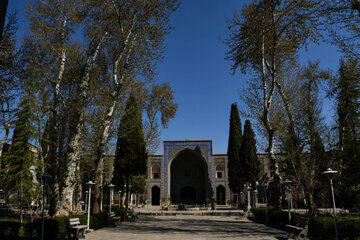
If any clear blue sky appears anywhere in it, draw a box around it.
[7,0,341,155]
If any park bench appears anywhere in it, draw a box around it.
[107,212,121,226]
[127,208,139,221]
[66,217,87,240]
[285,216,308,240]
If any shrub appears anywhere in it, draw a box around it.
[0,221,20,237]
[308,216,360,240]
[251,207,305,229]
[87,212,108,229]
[251,207,292,226]
[14,212,108,239]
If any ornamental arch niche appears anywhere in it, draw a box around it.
[216,185,226,205]
[151,164,160,179]
[169,148,209,204]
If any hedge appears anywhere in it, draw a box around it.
[0,212,108,239]
[251,207,360,240]
[308,216,360,240]
[251,207,298,227]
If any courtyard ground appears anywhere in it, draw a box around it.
[85,215,288,240]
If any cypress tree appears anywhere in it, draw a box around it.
[113,93,147,210]
[227,103,243,199]
[2,94,39,224]
[241,120,259,187]
[336,57,360,208]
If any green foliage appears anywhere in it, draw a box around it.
[139,82,178,154]
[0,221,20,238]
[130,175,146,194]
[1,92,41,213]
[335,57,360,208]
[251,207,293,226]
[0,212,108,239]
[240,120,259,186]
[252,208,360,239]
[113,93,147,206]
[227,103,243,194]
[308,216,360,240]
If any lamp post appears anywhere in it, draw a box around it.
[40,172,51,240]
[119,190,122,209]
[284,179,292,224]
[108,183,115,214]
[265,184,268,224]
[322,168,339,240]
[85,190,88,211]
[86,180,95,230]
[100,185,103,212]
[245,183,251,212]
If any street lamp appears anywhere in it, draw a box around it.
[245,183,251,212]
[85,190,88,211]
[119,190,122,209]
[86,180,95,230]
[284,179,292,224]
[40,172,51,240]
[322,168,339,240]
[100,185,103,212]
[108,183,115,214]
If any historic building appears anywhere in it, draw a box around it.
[145,140,270,206]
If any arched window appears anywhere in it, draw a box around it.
[216,164,224,179]
[152,164,160,179]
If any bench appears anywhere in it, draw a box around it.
[66,218,87,240]
[285,216,308,240]
[107,212,121,226]
[127,208,139,221]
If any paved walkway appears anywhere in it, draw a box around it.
[85,215,288,240]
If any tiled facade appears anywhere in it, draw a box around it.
[145,140,271,205]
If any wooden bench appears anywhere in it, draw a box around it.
[285,216,308,240]
[66,218,87,240]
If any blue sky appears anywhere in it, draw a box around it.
[6,0,341,155]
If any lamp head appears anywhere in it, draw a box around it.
[244,183,251,190]
[108,183,115,189]
[284,179,292,184]
[86,180,95,187]
[322,168,338,178]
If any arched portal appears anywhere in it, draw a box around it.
[151,186,160,205]
[216,185,226,205]
[170,149,209,204]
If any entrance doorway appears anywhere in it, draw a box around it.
[216,185,225,205]
[151,186,160,205]
[170,149,209,204]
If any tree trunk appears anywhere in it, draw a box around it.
[58,33,107,216]
[0,128,9,175]
[92,99,117,213]
[91,26,135,212]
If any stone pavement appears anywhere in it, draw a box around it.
[85,215,288,240]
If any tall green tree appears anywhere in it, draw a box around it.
[225,0,320,180]
[321,0,360,60]
[0,13,19,176]
[113,93,147,211]
[335,57,360,208]
[240,120,259,187]
[140,82,178,154]
[89,0,178,213]
[227,103,243,201]
[2,91,39,224]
